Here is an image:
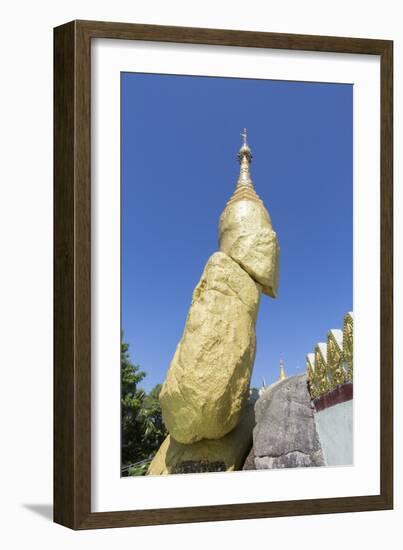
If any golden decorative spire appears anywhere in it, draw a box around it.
[226,129,264,207]
[279,359,286,381]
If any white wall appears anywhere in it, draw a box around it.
[315,401,353,466]
[0,1,400,548]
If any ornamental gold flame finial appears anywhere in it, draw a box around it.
[279,359,287,381]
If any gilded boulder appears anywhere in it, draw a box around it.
[159,252,261,444]
[219,199,279,298]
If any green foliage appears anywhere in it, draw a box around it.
[127,461,151,477]
[141,383,168,454]
[121,340,146,469]
[121,338,168,476]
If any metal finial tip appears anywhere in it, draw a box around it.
[241,128,247,145]
[237,128,252,164]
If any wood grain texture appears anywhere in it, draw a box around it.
[54,20,393,530]
[380,41,393,507]
[54,20,91,529]
[54,21,76,528]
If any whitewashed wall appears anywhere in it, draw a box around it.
[315,401,353,465]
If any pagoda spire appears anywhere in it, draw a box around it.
[279,359,287,381]
[226,129,264,207]
[236,127,254,188]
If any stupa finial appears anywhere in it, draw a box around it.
[279,359,287,381]
[236,128,254,190]
[241,128,247,146]
[224,130,263,207]
[237,128,253,166]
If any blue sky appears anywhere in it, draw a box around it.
[121,72,352,392]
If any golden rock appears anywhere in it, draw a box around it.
[218,133,279,297]
[148,400,256,475]
[159,251,261,444]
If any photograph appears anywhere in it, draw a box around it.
[51,16,392,531]
[120,72,353,476]
[1,1,394,540]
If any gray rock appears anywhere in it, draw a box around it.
[242,446,256,470]
[253,374,325,468]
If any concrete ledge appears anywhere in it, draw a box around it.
[313,382,353,412]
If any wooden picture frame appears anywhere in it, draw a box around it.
[54,20,393,529]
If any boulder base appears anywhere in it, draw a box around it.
[148,400,255,475]
[159,252,261,444]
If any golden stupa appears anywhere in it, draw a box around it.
[150,131,280,473]
[219,129,280,297]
